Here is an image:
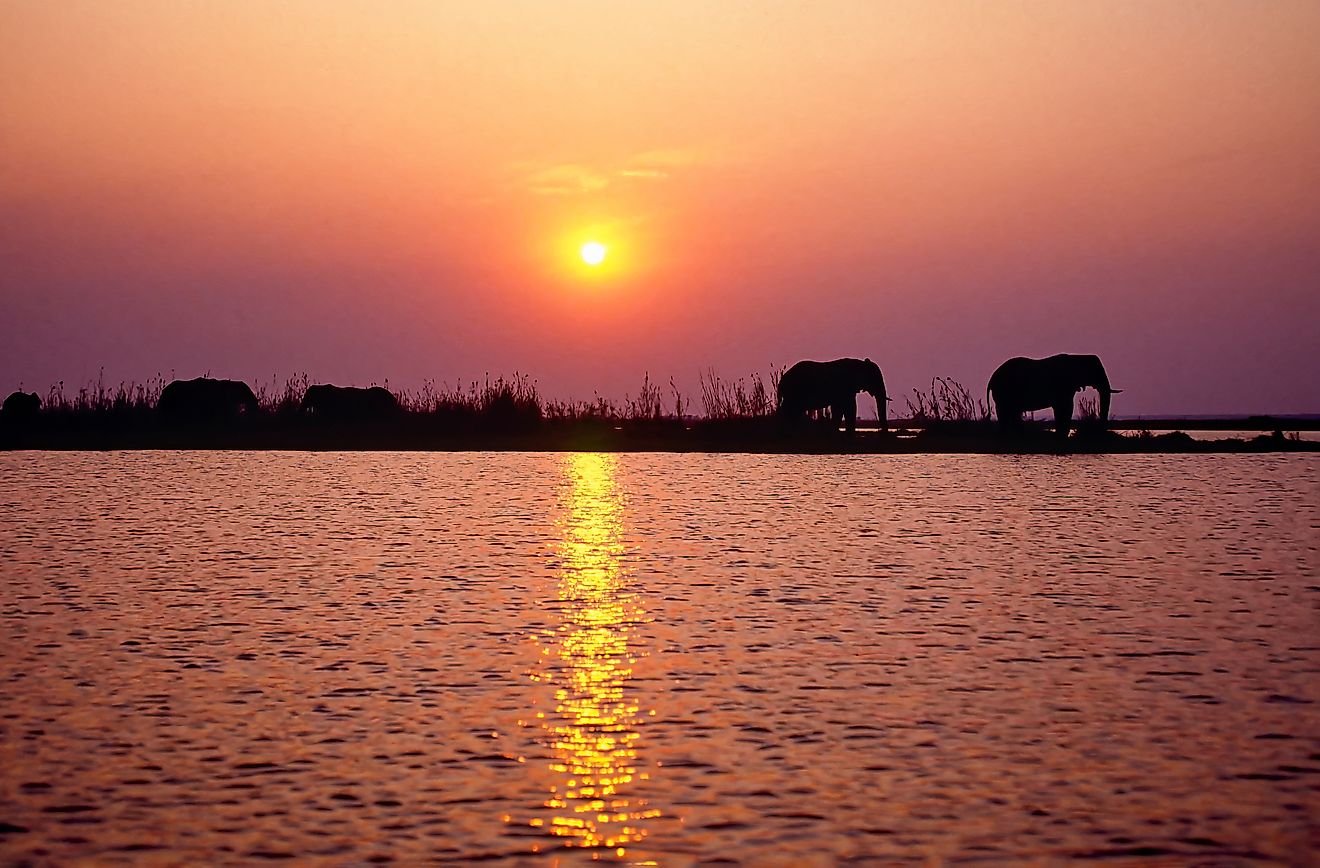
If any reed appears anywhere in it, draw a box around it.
[394,374,544,430]
[698,369,777,419]
[41,370,166,417]
[10,367,976,437]
[7,369,1317,453]
[903,377,990,425]
[1072,392,1108,437]
[255,373,310,417]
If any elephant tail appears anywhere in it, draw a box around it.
[985,382,993,418]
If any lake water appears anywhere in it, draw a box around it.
[1114,430,1320,443]
[1,452,1317,865]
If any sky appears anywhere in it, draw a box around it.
[2,1,1318,415]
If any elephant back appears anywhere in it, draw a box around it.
[779,358,883,412]
[302,384,399,422]
[159,378,259,422]
[1,391,41,420]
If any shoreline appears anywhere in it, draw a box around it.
[3,427,1316,455]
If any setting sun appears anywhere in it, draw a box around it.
[580,241,607,267]
[2,3,1319,865]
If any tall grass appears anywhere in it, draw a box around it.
[255,373,310,416]
[538,373,688,423]
[540,373,689,424]
[903,377,989,425]
[1073,391,1113,438]
[41,370,166,416]
[623,372,664,421]
[698,369,778,419]
[16,366,774,432]
[397,374,544,429]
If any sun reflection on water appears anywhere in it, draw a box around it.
[531,453,658,856]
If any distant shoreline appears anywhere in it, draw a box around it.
[3,424,1316,454]
[6,372,1317,454]
[7,373,1317,455]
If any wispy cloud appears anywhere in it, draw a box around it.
[515,148,708,196]
[523,164,611,196]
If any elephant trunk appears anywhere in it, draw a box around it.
[1095,373,1119,429]
[877,394,888,432]
[1086,360,1116,430]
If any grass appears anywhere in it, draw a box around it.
[12,370,735,429]
[5,370,1315,453]
[698,369,779,420]
[901,377,993,438]
[255,373,311,417]
[399,372,693,429]
[398,374,545,431]
[0,367,791,451]
[39,370,166,418]
[902,377,989,424]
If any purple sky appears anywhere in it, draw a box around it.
[3,2,1319,415]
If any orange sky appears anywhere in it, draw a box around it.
[3,1,1318,413]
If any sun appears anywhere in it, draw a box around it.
[580,241,607,266]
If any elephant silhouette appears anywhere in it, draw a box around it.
[988,354,1120,439]
[777,358,889,433]
[301,384,400,421]
[1,391,41,420]
[158,378,259,422]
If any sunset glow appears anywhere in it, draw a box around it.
[2,3,1319,863]
[1,1,1318,413]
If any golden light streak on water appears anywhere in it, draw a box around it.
[532,453,659,856]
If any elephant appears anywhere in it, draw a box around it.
[158,377,259,422]
[1,391,41,420]
[987,353,1120,438]
[301,384,400,421]
[777,358,889,433]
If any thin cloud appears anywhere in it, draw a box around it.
[523,164,611,196]
[516,147,710,196]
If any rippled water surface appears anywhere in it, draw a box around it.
[2,452,1317,865]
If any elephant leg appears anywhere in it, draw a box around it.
[842,400,857,434]
[997,405,1022,432]
[1053,400,1073,439]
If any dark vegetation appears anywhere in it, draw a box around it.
[1,369,1315,453]
[901,377,990,434]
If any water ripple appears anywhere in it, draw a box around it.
[0,452,1316,863]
